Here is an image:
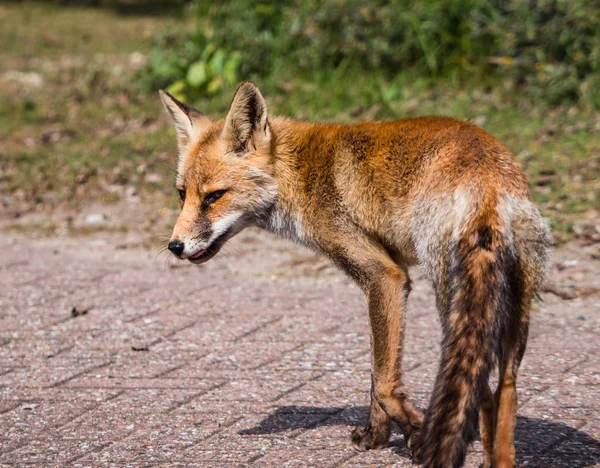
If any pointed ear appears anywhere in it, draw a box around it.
[222,82,270,153]
[159,90,211,152]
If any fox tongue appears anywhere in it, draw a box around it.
[190,248,207,259]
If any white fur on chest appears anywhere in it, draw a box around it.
[266,207,307,245]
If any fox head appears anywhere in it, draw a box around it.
[160,82,277,263]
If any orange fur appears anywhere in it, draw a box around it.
[160,82,551,468]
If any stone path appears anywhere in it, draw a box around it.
[1,230,599,467]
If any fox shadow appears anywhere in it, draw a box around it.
[240,405,600,467]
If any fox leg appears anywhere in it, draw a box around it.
[493,325,528,468]
[479,383,496,468]
[493,356,519,468]
[329,241,423,451]
[351,381,392,450]
[366,266,424,448]
[493,283,531,468]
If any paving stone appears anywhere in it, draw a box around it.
[74,412,240,464]
[1,437,106,465]
[173,341,301,372]
[174,397,274,417]
[0,234,598,467]
[0,358,110,388]
[64,376,223,391]
[252,448,356,467]
[0,398,104,453]
[523,384,600,409]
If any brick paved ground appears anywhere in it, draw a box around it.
[1,229,599,467]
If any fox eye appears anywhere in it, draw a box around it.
[178,189,186,202]
[203,189,228,207]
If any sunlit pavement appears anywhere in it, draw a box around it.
[1,232,599,467]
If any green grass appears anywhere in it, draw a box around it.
[0,2,174,65]
[0,2,598,240]
[0,1,181,210]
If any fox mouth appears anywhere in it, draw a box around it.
[187,229,230,264]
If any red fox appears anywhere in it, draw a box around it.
[160,82,550,468]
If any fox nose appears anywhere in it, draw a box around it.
[168,240,185,257]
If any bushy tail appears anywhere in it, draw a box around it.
[418,221,517,468]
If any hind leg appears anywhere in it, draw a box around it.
[492,199,550,467]
[493,352,521,468]
[493,303,530,468]
[479,383,495,468]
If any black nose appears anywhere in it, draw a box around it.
[168,240,184,257]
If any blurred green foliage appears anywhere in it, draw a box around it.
[142,0,600,108]
[1,1,596,235]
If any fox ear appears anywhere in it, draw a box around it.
[223,82,270,153]
[159,90,211,152]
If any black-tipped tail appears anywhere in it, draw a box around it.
[416,225,517,468]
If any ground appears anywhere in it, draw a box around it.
[1,228,599,467]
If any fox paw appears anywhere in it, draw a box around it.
[406,428,425,464]
[351,424,391,451]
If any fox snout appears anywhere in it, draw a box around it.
[168,209,247,264]
[167,236,211,261]
[167,240,185,257]
[167,232,215,263]
[168,218,214,262]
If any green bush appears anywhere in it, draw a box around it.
[142,0,600,108]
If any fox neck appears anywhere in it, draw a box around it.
[255,116,324,246]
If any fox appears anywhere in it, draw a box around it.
[159,82,551,468]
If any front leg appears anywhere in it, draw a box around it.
[327,238,423,451]
[351,382,392,451]
[352,376,423,452]
[365,265,423,449]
